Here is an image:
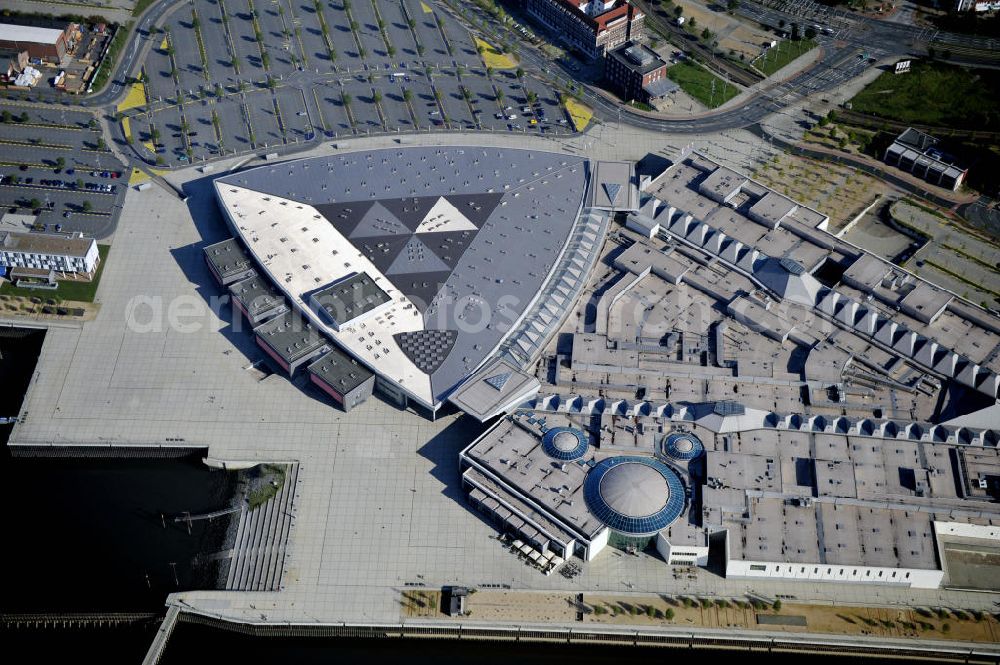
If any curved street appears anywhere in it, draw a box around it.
[87,0,1000,144]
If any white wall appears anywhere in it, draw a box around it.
[725,558,943,589]
[586,527,609,561]
[656,532,709,565]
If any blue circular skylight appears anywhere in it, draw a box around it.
[541,427,589,461]
[584,456,686,536]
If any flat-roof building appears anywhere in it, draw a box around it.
[308,272,392,331]
[524,0,644,60]
[605,41,674,103]
[204,237,256,286]
[0,23,69,62]
[254,312,330,376]
[229,275,288,326]
[306,348,375,411]
[884,128,967,191]
[0,230,99,277]
[214,146,599,415]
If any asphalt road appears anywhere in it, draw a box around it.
[66,0,1000,157]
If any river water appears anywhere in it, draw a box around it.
[0,327,239,661]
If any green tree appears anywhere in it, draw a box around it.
[805,26,817,40]
[55,157,65,170]
[403,89,413,103]
[515,67,524,79]
[387,45,396,58]
[526,90,537,105]
[1,110,10,123]
[18,111,29,123]
[727,0,740,11]
[689,17,697,29]
[701,28,712,40]
[81,200,93,213]
[373,91,383,104]
[342,92,352,107]
[772,599,782,612]
[674,5,683,16]
[96,137,107,151]
[29,198,41,210]
[76,178,83,189]
[665,608,675,620]
[408,18,416,29]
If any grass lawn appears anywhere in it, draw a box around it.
[0,244,110,303]
[754,38,816,77]
[667,61,738,109]
[475,37,516,70]
[850,61,1000,129]
[564,98,593,132]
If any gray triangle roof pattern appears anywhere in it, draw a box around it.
[351,234,413,276]
[349,202,412,238]
[217,146,592,405]
[379,196,442,232]
[386,235,452,276]
[314,200,375,238]
[441,192,504,227]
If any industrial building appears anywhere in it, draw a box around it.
[306,348,376,412]
[884,127,968,191]
[0,23,71,62]
[0,230,99,278]
[229,275,288,326]
[523,0,645,60]
[452,151,1000,590]
[204,237,256,287]
[605,41,676,104]
[213,147,634,417]
[253,311,330,376]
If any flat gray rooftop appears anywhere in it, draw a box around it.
[310,272,391,326]
[254,312,328,364]
[216,147,593,405]
[203,237,253,282]
[9,152,1000,631]
[230,275,286,320]
[307,347,373,394]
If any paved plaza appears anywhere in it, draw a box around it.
[6,128,998,640]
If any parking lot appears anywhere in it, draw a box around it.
[120,0,574,168]
[0,103,126,240]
